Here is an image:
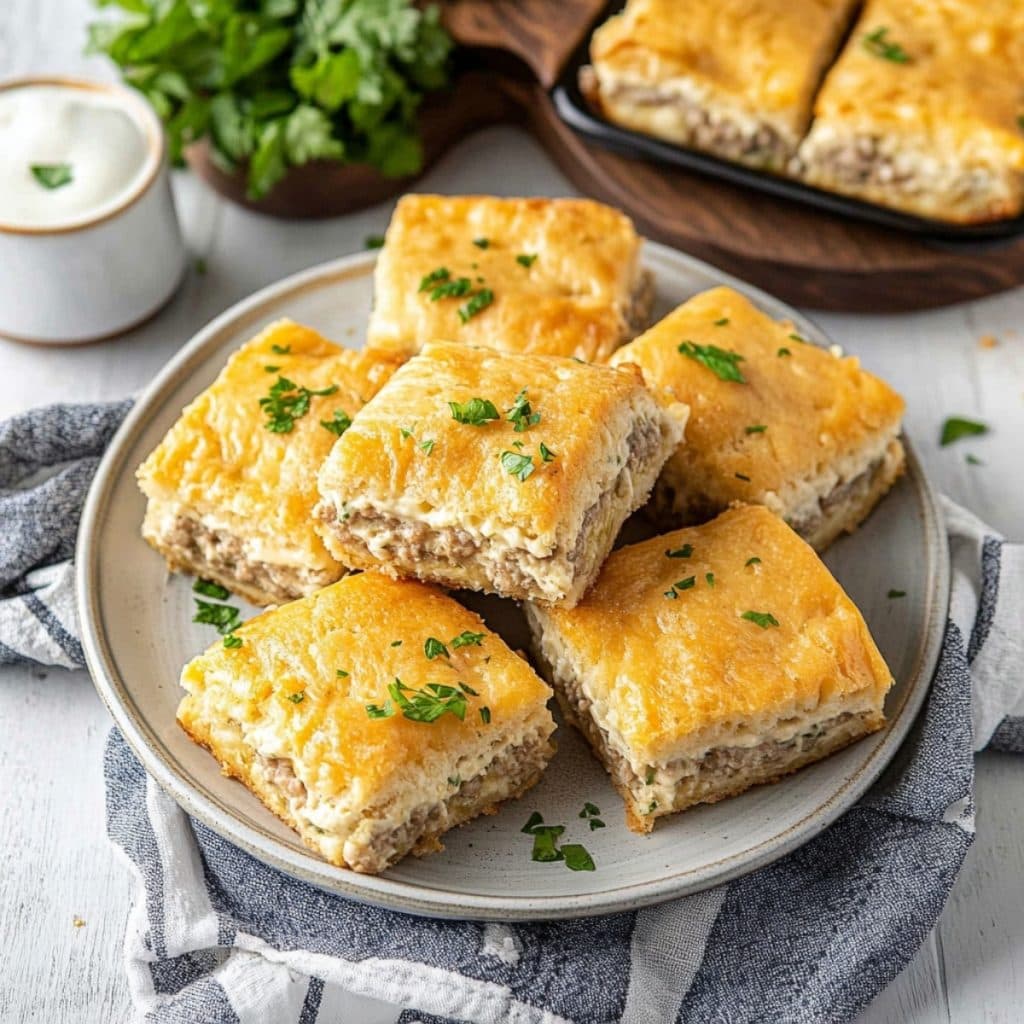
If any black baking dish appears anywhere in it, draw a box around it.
[550,4,1024,246]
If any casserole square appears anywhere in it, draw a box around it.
[137,320,402,605]
[366,194,653,362]
[608,287,905,550]
[314,340,687,607]
[798,0,1024,223]
[178,571,556,874]
[583,0,860,172]
[525,505,893,832]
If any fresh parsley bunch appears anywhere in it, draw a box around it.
[88,0,452,199]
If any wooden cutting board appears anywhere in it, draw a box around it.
[193,0,1024,312]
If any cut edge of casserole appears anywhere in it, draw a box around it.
[525,603,887,834]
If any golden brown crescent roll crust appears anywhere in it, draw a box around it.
[178,571,556,874]
[609,287,905,550]
[798,0,1024,222]
[585,0,860,171]
[526,505,893,831]
[366,194,653,362]
[137,320,403,605]
[315,340,687,607]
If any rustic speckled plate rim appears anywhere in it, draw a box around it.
[77,245,949,921]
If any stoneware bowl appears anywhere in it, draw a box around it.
[0,76,186,345]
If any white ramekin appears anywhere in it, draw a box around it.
[0,76,186,345]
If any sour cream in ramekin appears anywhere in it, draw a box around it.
[0,77,185,345]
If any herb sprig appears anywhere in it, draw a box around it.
[30,163,73,189]
[521,813,596,871]
[678,341,746,383]
[260,376,338,433]
[862,26,910,63]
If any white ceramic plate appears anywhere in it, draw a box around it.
[78,245,948,921]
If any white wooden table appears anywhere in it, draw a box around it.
[1,4,1022,1022]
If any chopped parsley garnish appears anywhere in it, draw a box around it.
[449,397,499,426]
[419,267,450,291]
[788,333,807,344]
[665,544,693,559]
[714,317,729,326]
[676,576,696,591]
[777,347,791,358]
[264,364,280,373]
[664,589,678,600]
[424,637,449,660]
[742,610,780,629]
[501,450,535,481]
[30,162,73,189]
[193,599,242,635]
[419,438,435,455]
[1018,114,1024,134]
[428,276,472,301]
[364,234,385,249]
[459,682,479,696]
[745,556,762,567]
[473,237,490,249]
[539,441,556,463]
[735,472,751,481]
[390,640,403,647]
[745,424,767,434]
[260,376,339,433]
[479,706,491,724]
[386,678,469,723]
[645,767,656,784]
[365,701,394,719]
[940,417,988,446]
[677,341,746,383]
[399,427,413,439]
[506,388,540,432]
[588,818,606,830]
[336,669,349,677]
[320,409,352,436]
[223,634,243,649]
[458,287,494,323]
[966,453,984,466]
[888,589,907,599]
[451,630,485,649]
[705,572,715,587]
[516,253,537,268]
[271,343,291,355]
[863,26,910,63]
[521,813,596,871]
[193,578,230,600]
[286,692,305,704]
[579,802,601,818]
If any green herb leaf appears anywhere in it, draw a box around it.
[419,438,435,455]
[539,441,556,463]
[675,576,696,591]
[665,544,693,559]
[458,288,494,323]
[286,691,305,704]
[390,640,402,647]
[458,682,479,696]
[562,844,596,871]
[677,341,746,383]
[479,706,491,723]
[193,578,230,600]
[419,267,450,292]
[424,637,449,660]
[449,397,499,426]
[265,364,279,373]
[451,630,485,649]
[320,409,352,436]
[364,234,385,249]
[745,556,762,567]
[506,388,540,432]
[271,343,291,355]
[888,589,907,599]
[387,677,468,723]
[30,163,73,190]
[579,801,601,818]
[193,599,242,636]
[260,376,338,433]
[705,572,715,587]
[645,767,656,784]
[521,811,544,834]
[588,818,605,830]
[777,347,791,357]
[473,237,489,249]
[336,669,349,677]
[429,276,472,301]
[714,317,729,326]
[788,332,808,344]
[365,700,395,719]
[531,826,565,862]
[735,472,751,482]
[965,453,984,466]
[745,424,767,434]
[516,253,537,268]
[223,633,243,649]
[501,450,535,482]
[940,417,988,446]
[741,610,780,629]
[663,589,678,600]
[863,26,910,63]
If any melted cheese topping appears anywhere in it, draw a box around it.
[609,287,904,508]
[317,341,684,549]
[137,320,402,572]
[591,0,860,132]
[529,506,893,765]
[178,572,554,818]
[367,194,644,360]
[810,0,1024,169]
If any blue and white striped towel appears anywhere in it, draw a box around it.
[3,400,1023,1024]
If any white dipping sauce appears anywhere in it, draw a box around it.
[0,83,152,229]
